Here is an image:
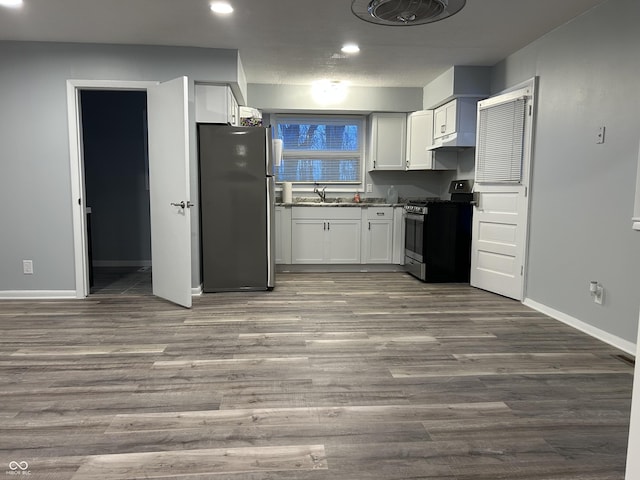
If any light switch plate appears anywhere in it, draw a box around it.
[596,126,605,144]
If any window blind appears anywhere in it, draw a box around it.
[272,115,364,184]
[476,98,527,183]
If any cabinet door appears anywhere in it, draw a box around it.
[433,100,457,140]
[195,84,228,124]
[369,113,407,171]
[326,220,361,263]
[291,220,325,263]
[364,219,393,263]
[406,110,435,170]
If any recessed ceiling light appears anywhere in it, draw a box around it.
[210,2,233,14]
[0,0,23,8]
[341,44,360,54]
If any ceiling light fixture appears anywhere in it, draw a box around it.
[210,2,233,14]
[341,44,361,54]
[0,0,23,8]
[351,0,466,26]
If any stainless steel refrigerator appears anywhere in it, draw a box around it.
[198,124,275,292]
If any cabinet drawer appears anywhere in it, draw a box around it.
[365,207,393,219]
[292,206,362,220]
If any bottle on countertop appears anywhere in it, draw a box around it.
[353,192,361,203]
[386,185,398,204]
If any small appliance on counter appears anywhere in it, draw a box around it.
[404,180,473,282]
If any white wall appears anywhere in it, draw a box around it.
[0,41,242,292]
[491,0,640,345]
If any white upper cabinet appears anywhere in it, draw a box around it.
[406,110,456,171]
[430,97,481,149]
[369,113,407,171]
[195,84,239,125]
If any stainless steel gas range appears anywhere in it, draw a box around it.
[404,180,473,282]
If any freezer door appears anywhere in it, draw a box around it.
[267,176,276,288]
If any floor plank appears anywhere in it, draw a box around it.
[0,272,633,479]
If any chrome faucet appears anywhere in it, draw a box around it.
[313,184,327,203]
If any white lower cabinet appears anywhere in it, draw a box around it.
[362,207,393,263]
[291,208,361,264]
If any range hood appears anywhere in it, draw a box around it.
[426,131,476,150]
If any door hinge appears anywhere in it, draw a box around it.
[521,265,524,276]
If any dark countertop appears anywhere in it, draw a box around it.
[276,202,404,207]
[276,197,405,207]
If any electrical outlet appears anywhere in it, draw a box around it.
[366,183,373,193]
[594,287,604,305]
[590,280,604,305]
[23,260,33,275]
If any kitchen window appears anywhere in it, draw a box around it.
[272,115,364,185]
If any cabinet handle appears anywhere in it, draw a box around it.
[323,222,326,231]
[377,212,384,216]
[368,222,371,230]
[327,222,330,231]
[440,124,446,134]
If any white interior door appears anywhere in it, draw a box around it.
[471,184,527,299]
[470,84,535,301]
[147,76,192,308]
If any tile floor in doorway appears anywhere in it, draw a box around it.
[91,266,152,295]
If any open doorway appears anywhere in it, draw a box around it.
[79,90,152,295]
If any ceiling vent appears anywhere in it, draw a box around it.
[351,0,466,26]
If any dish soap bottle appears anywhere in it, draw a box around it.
[353,192,361,203]
[386,185,398,204]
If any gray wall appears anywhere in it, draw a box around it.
[0,41,241,291]
[247,84,423,114]
[82,90,151,266]
[492,0,640,343]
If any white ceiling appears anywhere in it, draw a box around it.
[0,0,606,87]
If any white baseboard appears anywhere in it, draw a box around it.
[523,298,636,355]
[0,290,77,300]
[92,260,152,268]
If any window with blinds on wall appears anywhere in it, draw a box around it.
[476,97,527,183]
[272,115,364,184]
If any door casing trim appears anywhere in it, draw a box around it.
[66,79,157,298]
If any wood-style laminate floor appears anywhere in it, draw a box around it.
[0,273,633,479]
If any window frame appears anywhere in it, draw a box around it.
[271,114,366,192]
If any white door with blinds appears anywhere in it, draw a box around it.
[471,85,535,301]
